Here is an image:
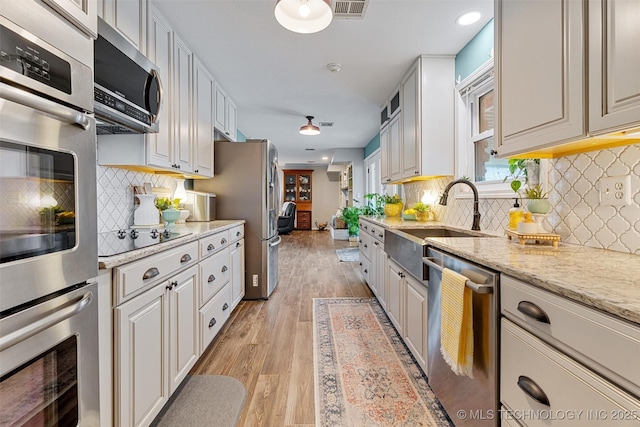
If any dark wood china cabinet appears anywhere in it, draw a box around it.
[283,169,313,230]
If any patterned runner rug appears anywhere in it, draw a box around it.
[313,297,453,426]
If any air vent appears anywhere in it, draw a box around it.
[319,122,334,127]
[333,0,368,19]
[305,148,316,151]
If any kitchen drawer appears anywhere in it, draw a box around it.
[358,232,373,261]
[501,406,524,427]
[501,319,640,427]
[199,247,230,306]
[114,241,198,305]
[229,224,244,242]
[296,210,311,230]
[367,222,385,243]
[199,283,231,354]
[501,274,640,396]
[199,229,230,259]
[359,255,370,284]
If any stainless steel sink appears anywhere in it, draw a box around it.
[398,228,482,239]
[384,227,493,280]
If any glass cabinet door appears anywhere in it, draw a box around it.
[284,173,296,202]
[298,174,311,202]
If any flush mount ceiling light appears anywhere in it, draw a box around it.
[299,116,321,135]
[327,63,342,73]
[275,0,333,34]
[456,11,481,26]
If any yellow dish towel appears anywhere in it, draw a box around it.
[440,268,474,378]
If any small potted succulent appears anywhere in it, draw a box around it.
[523,184,550,214]
[412,202,431,222]
[382,194,403,217]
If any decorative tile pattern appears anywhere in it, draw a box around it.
[403,144,639,254]
[96,166,181,233]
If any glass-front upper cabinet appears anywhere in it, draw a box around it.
[282,170,313,204]
[298,173,311,202]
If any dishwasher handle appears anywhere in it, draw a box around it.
[423,257,494,294]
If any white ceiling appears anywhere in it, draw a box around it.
[153,0,494,167]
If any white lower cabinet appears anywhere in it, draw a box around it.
[404,274,428,374]
[230,238,245,307]
[114,277,169,427]
[501,319,640,426]
[386,259,405,337]
[200,283,231,354]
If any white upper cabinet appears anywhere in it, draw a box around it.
[193,56,215,177]
[172,34,193,173]
[495,0,640,158]
[98,0,146,52]
[44,0,97,37]
[214,83,237,142]
[588,0,640,135]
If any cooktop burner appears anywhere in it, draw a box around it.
[98,228,192,257]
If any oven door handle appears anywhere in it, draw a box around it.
[0,83,91,130]
[0,292,93,351]
[423,257,493,294]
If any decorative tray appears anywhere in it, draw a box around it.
[505,229,561,247]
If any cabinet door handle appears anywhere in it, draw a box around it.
[517,375,550,407]
[374,241,379,246]
[397,271,403,277]
[208,317,217,328]
[208,274,215,283]
[222,303,229,311]
[207,243,215,251]
[517,301,550,324]
[143,267,160,280]
[364,269,368,274]
[364,244,368,248]
[166,280,177,290]
[221,265,228,273]
[221,238,227,245]
[180,254,192,263]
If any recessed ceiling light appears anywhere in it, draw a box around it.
[322,156,328,160]
[456,11,481,26]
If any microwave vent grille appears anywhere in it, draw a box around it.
[96,124,135,135]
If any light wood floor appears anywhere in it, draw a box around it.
[191,230,373,427]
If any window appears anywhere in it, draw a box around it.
[455,59,513,198]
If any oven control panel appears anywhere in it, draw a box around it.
[0,24,72,94]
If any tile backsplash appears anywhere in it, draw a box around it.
[97,166,180,232]
[404,144,639,255]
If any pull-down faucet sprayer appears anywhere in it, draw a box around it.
[439,179,481,231]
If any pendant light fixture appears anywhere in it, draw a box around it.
[274,0,333,34]
[299,116,320,135]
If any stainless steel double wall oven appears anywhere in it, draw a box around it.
[0,2,99,425]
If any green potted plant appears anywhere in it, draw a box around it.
[504,158,540,193]
[412,202,431,222]
[523,184,550,214]
[382,194,403,217]
[339,206,362,246]
[360,193,385,216]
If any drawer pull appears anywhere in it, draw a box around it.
[236,242,241,248]
[208,274,215,283]
[180,254,192,263]
[364,269,368,274]
[143,267,160,280]
[364,244,368,248]
[207,243,215,251]
[221,265,228,273]
[374,241,379,246]
[208,317,217,328]
[517,301,550,324]
[222,303,229,311]
[379,233,383,238]
[236,231,241,237]
[220,238,227,245]
[517,375,550,407]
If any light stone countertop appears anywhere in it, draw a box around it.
[360,216,640,326]
[98,220,245,270]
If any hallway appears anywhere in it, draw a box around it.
[191,230,372,426]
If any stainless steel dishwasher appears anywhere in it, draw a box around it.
[424,247,499,427]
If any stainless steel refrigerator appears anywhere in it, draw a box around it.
[194,139,281,299]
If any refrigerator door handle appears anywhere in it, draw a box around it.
[269,235,282,247]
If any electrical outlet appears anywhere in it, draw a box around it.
[599,175,631,206]
[252,274,258,287]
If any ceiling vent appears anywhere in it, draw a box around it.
[333,0,368,19]
[319,122,334,127]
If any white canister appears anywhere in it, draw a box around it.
[134,194,159,226]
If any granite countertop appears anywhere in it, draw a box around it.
[360,216,640,326]
[98,220,244,270]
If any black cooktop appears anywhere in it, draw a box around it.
[98,228,192,257]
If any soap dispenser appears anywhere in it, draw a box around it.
[508,198,524,230]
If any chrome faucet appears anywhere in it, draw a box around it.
[439,179,481,231]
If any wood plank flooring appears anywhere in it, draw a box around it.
[191,230,372,427]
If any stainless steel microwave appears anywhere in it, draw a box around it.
[94,18,162,134]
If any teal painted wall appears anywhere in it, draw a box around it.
[236,129,247,142]
[364,133,380,158]
[455,19,494,82]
